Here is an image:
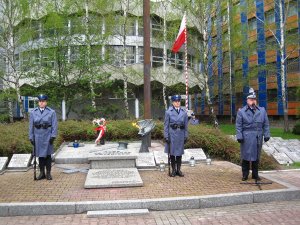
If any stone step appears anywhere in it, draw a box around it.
[86,209,149,217]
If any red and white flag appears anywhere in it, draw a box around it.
[171,14,186,53]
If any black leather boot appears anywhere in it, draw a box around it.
[242,160,249,181]
[100,138,105,145]
[170,155,176,177]
[176,156,184,177]
[46,155,52,180]
[251,160,261,181]
[37,157,46,180]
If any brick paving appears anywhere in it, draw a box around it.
[261,170,300,188]
[0,161,285,203]
[1,200,300,225]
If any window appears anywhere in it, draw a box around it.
[265,10,275,24]
[29,100,35,108]
[152,48,163,68]
[267,89,277,102]
[248,17,257,30]
[287,2,297,17]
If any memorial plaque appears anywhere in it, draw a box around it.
[136,153,156,168]
[185,149,207,162]
[84,168,143,188]
[7,154,31,170]
[0,157,8,173]
[153,150,168,165]
[272,152,293,165]
[284,152,300,162]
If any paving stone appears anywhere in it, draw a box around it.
[76,200,143,213]
[0,157,8,173]
[253,189,300,203]
[142,197,200,210]
[86,209,149,217]
[7,154,31,170]
[0,203,9,216]
[199,192,253,208]
[7,202,75,216]
[136,153,156,168]
[84,168,143,188]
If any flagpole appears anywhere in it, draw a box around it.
[184,12,189,110]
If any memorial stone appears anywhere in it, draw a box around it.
[153,151,168,165]
[136,153,156,168]
[7,154,31,170]
[0,157,8,173]
[84,168,143,188]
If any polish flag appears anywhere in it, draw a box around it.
[171,14,186,53]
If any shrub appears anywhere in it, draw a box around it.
[293,121,300,135]
[0,120,279,170]
[0,114,10,123]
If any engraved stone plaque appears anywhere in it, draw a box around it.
[136,153,156,168]
[84,168,143,188]
[7,154,31,170]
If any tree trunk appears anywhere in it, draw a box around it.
[279,0,289,132]
[122,0,129,118]
[85,0,96,109]
[8,99,14,123]
[202,5,219,128]
[16,84,26,120]
[162,2,167,110]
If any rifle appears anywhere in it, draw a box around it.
[168,141,171,176]
[33,141,37,180]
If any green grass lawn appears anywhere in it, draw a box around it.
[282,162,300,169]
[218,124,300,140]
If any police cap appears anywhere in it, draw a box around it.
[171,95,181,101]
[37,94,48,101]
[247,88,256,99]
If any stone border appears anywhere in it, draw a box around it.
[1,188,299,217]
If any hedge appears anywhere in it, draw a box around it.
[0,120,279,170]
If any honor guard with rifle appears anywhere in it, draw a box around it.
[29,94,58,180]
[164,95,188,177]
[236,88,270,181]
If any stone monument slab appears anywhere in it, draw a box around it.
[136,153,156,168]
[0,157,8,173]
[185,148,207,162]
[284,152,300,162]
[88,149,138,169]
[272,152,293,165]
[153,151,168,165]
[84,168,143,188]
[7,154,31,170]
[55,144,91,164]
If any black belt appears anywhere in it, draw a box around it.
[170,124,185,129]
[34,124,52,129]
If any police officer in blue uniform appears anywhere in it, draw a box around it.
[189,113,199,125]
[236,88,270,181]
[164,95,189,177]
[29,94,58,180]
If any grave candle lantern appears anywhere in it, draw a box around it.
[189,156,195,167]
[159,160,165,172]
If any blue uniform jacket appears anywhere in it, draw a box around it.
[236,105,270,161]
[164,106,188,156]
[29,107,58,157]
